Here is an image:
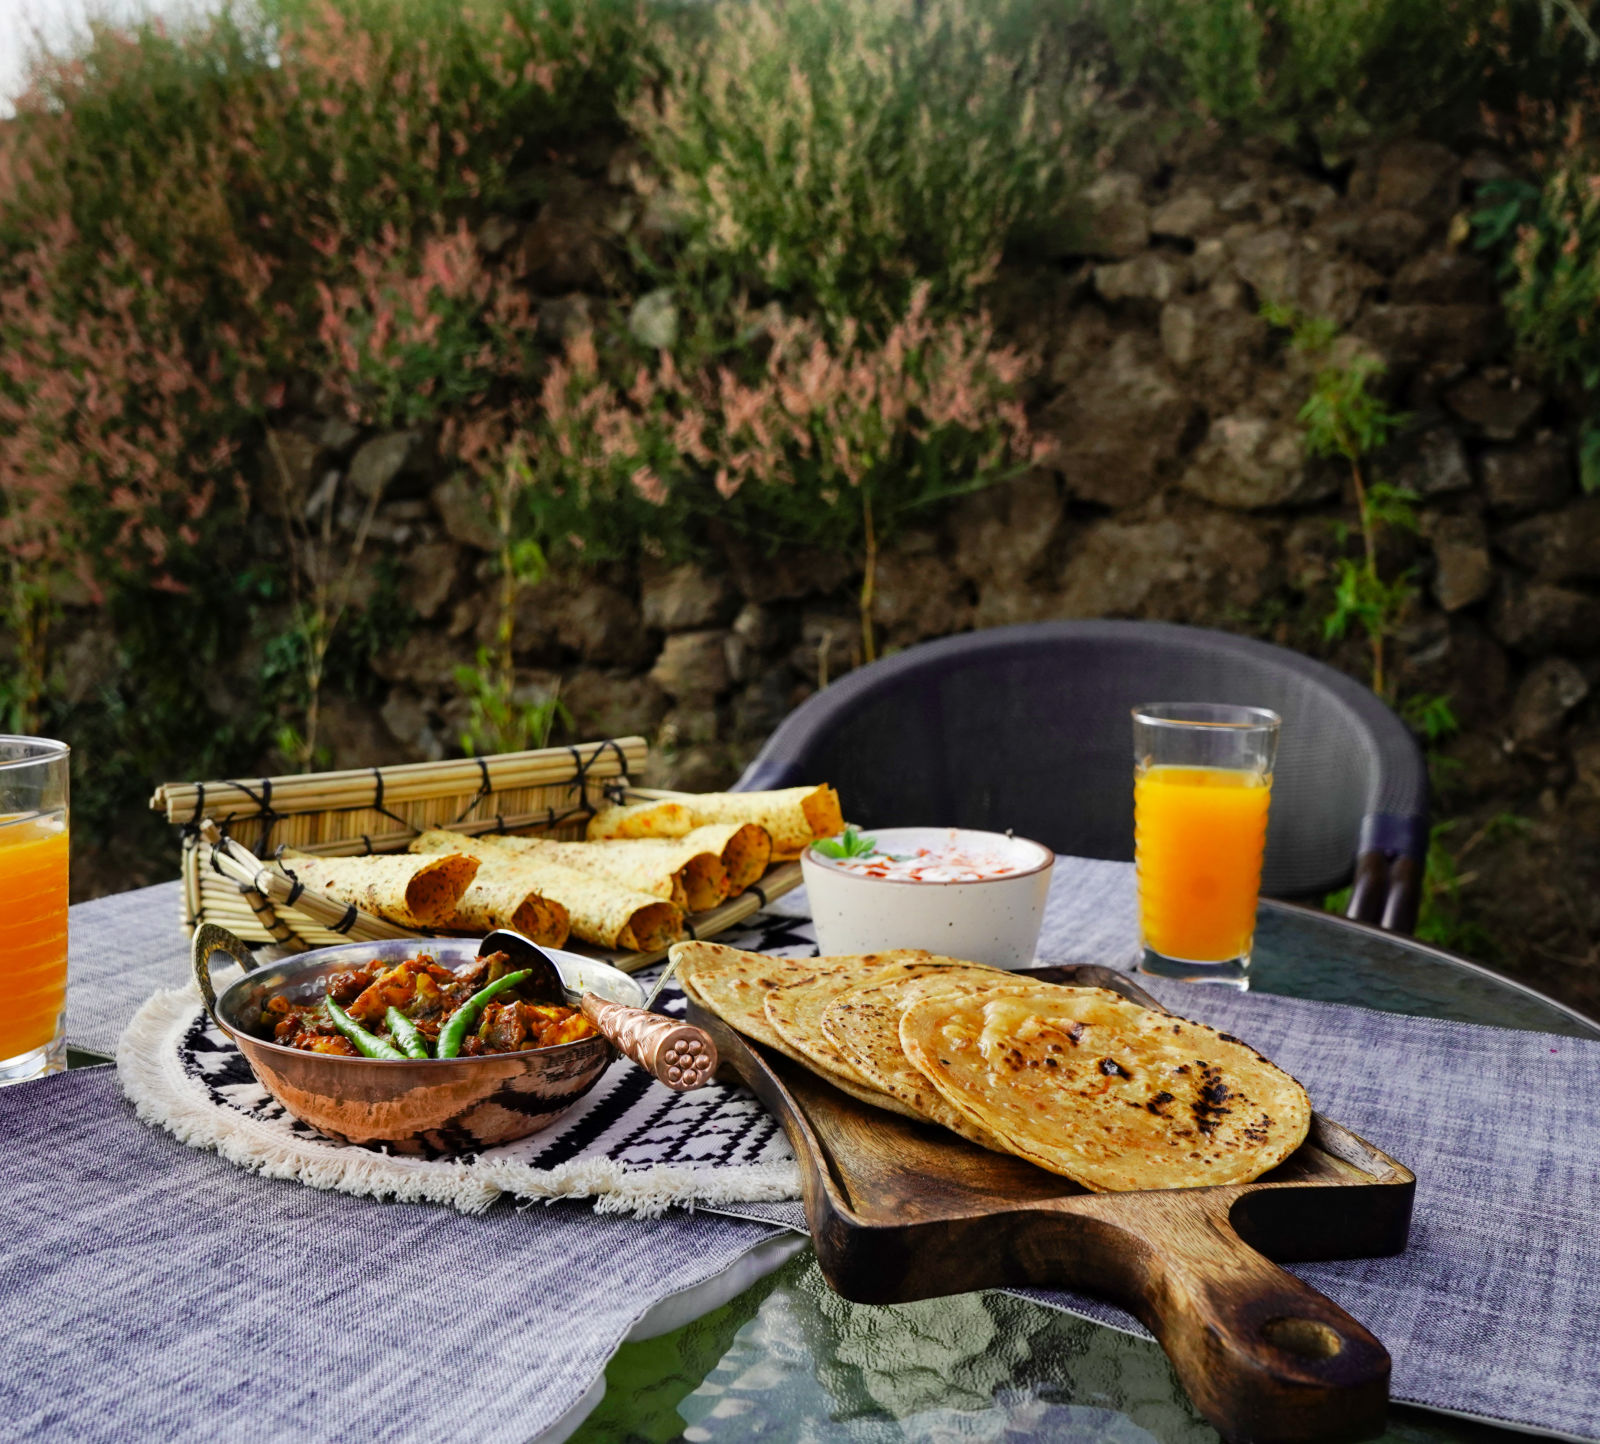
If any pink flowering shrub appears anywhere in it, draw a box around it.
[502,285,1037,656]
[0,0,1043,743]
[313,221,537,429]
[0,0,647,734]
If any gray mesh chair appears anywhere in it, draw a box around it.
[736,621,1428,933]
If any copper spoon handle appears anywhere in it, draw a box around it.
[579,993,718,1091]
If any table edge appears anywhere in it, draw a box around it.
[1260,898,1600,1036]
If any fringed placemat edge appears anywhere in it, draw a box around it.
[116,984,801,1219]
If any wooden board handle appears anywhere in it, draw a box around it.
[579,994,718,1091]
[1076,1191,1390,1443]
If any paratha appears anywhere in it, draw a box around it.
[899,985,1312,1191]
[672,942,907,1112]
[760,954,957,1121]
[821,964,1020,1149]
[670,941,834,1054]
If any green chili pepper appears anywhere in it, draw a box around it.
[436,969,533,1059]
[385,1006,431,1060]
[324,995,407,1061]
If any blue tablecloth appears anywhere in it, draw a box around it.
[8,867,1600,1442]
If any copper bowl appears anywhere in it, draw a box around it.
[193,926,646,1155]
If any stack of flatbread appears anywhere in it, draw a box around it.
[266,785,841,954]
[672,942,1312,1192]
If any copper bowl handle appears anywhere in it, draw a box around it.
[579,994,718,1091]
[192,923,260,1026]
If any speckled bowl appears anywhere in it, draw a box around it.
[800,827,1053,969]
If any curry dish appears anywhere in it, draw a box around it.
[260,951,598,1060]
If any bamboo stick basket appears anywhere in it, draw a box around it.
[149,738,800,972]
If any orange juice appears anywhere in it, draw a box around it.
[0,813,69,1060]
[1134,765,1270,962]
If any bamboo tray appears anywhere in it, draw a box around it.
[149,738,800,973]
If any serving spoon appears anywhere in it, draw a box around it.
[477,929,718,1091]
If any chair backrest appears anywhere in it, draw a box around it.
[737,621,1427,898]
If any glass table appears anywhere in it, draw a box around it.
[567,900,1600,1444]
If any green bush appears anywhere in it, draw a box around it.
[1483,154,1600,387]
[1089,0,1598,150]
[0,0,653,853]
[633,0,1102,327]
[8,0,1600,898]
[524,287,1035,658]
[1474,104,1600,491]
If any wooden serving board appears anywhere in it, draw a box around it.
[686,965,1415,1444]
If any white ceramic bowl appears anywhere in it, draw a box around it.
[800,827,1054,969]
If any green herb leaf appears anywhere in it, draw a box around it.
[813,825,878,859]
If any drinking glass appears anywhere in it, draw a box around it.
[1132,704,1279,988]
[0,737,70,1083]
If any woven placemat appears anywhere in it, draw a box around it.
[116,912,824,1216]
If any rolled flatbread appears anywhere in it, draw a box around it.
[442,833,723,912]
[588,786,841,860]
[272,849,479,930]
[583,799,694,841]
[445,870,571,947]
[530,825,772,904]
[411,831,682,952]
[681,786,843,858]
[681,823,771,894]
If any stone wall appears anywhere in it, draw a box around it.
[53,125,1600,1007]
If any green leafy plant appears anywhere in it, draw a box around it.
[0,576,54,735]
[455,653,571,757]
[811,825,878,860]
[445,427,577,757]
[1473,125,1600,495]
[1579,422,1600,495]
[634,0,1101,327]
[264,428,398,772]
[1088,0,1596,148]
[1400,692,1461,747]
[1414,813,1531,956]
[1325,688,1465,934]
[1264,301,1412,697]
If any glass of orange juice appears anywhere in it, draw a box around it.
[1133,704,1279,988]
[0,737,70,1084]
